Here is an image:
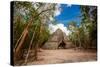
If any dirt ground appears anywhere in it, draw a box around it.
[19,48,97,65]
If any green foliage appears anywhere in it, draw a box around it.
[68,6,97,49]
[13,15,26,47]
[13,1,56,50]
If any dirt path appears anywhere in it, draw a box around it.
[25,49,97,65]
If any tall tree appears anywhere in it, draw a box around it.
[13,1,58,63]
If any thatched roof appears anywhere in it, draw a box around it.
[48,29,63,42]
[42,29,74,49]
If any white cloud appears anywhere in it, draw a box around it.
[48,23,70,36]
[54,4,62,16]
[54,4,72,16]
[49,16,54,21]
[67,4,72,7]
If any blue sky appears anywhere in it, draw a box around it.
[54,4,81,26]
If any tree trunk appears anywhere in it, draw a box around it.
[34,21,41,61]
[14,20,32,60]
[78,33,82,49]
[15,29,28,59]
[75,40,77,50]
[34,43,38,60]
[24,26,37,64]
